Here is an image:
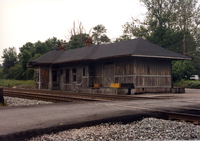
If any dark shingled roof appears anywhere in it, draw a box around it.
[30,38,191,65]
[30,50,65,64]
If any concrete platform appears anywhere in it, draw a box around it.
[0,88,200,141]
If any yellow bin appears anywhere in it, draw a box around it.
[94,84,102,87]
[110,83,121,88]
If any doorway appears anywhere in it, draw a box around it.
[103,63,114,87]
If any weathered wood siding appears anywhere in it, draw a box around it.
[135,58,171,88]
[92,59,135,87]
[34,66,51,90]
[57,63,89,91]
[34,57,172,93]
[115,59,134,84]
[91,57,171,90]
[93,63,103,85]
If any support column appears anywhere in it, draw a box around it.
[49,65,53,90]
[0,88,4,106]
[39,67,41,89]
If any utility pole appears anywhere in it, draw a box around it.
[183,34,185,55]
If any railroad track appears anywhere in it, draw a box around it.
[165,112,200,124]
[3,90,99,102]
[3,88,200,124]
[3,88,165,102]
[162,107,200,124]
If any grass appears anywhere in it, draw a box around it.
[174,79,200,89]
[0,99,7,107]
[0,79,34,88]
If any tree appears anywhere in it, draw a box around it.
[2,47,18,77]
[122,0,199,52]
[172,60,195,82]
[66,21,89,49]
[68,33,88,49]
[115,35,131,42]
[8,64,23,80]
[1,37,64,80]
[92,24,110,45]
[120,0,200,79]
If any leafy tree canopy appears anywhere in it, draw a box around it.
[172,60,196,82]
[117,0,200,79]
[120,0,200,54]
[2,47,18,75]
[92,24,110,45]
[1,37,62,80]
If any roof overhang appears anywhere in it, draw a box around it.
[131,54,192,60]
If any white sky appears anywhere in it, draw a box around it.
[0,0,146,62]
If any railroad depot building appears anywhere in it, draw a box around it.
[29,38,191,94]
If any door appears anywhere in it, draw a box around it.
[103,64,114,87]
[72,68,77,91]
[41,69,49,89]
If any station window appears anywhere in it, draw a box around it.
[66,69,70,84]
[73,75,76,82]
[83,67,86,77]
[72,68,76,73]
[72,68,76,82]
[52,70,57,82]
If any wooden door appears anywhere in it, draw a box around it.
[41,69,49,89]
[103,64,114,87]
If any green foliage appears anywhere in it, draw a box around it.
[66,21,89,49]
[68,33,88,49]
[8,65,23,80]
[26,68,34,80]
[174,80,200,89]
[120,0,200,78]
[0,103,3,107]
[0,79,34,87]
[92,24,110,45]
[2,47,18,75]
[172,60,195,82]
[1,37,62,80]
[0,69,3,79]
[121,0,199,52]
[115,35,131,42]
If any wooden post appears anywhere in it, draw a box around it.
[183,34,185,55]
[0,88,4,106]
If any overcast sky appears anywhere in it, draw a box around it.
[0,0,146,62]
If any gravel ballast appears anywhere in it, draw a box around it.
[3,96,200,140]
[4,96,52,106]
[27,118,200,141]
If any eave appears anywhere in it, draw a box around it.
[131,54,192,60]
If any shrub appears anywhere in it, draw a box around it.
[174,80,200,89]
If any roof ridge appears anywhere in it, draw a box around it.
[52,51,65,63]
[131,38,141,54]
[89,45,102,59]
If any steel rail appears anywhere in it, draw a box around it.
[3,91,99,102]
[164,112,200,124]
[3,88,200,124]
[3,88,161,101]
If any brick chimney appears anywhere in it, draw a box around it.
[59,43,65,51]
[86,37,92,47]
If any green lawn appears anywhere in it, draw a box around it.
[0,79,34,88]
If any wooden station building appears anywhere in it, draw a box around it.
[29,38,191,94]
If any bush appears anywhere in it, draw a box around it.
[174,80,200,89]
[26,68,34,80]
[172,60,196,82]
[8,65,23,80]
